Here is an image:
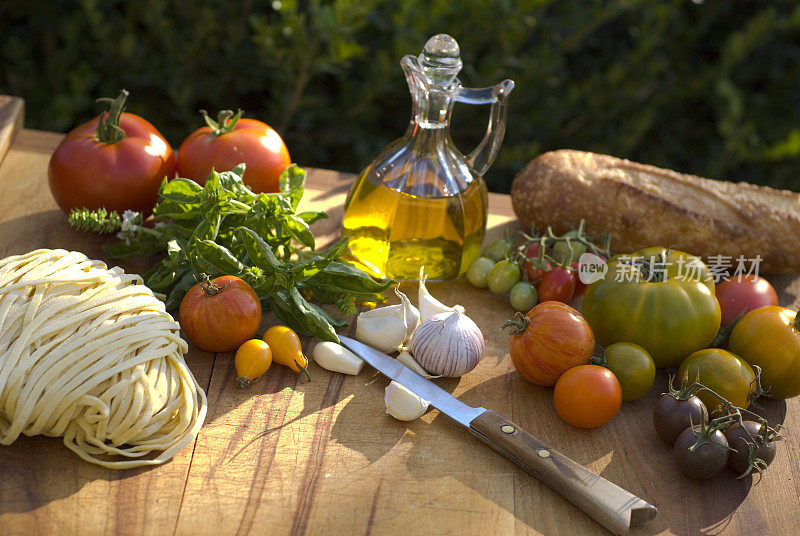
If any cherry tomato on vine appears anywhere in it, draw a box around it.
[509,281,538,312]
[481,239,513,262]
[466,257,495,288]
[48,90,176,214]
[538,266,575,303]
[177,110,290,193]
[487,259,520,294]
[673,425,730,479]
[553,365,622,428]
[179,275,262,352]
[652,393,709,445]
[522,242,550,284]
[235,339,273,388]
[715,274,778,326]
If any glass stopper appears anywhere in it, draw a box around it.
[419,34,462,86]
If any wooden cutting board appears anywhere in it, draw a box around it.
[0,96,24,165]
[1,121,800,535]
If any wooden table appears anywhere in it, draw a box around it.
[1,124,800,536]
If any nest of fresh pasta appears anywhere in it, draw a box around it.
[0,249,207,468]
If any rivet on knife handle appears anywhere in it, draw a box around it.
[469,410,657,536]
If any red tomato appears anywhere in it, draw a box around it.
[715,275,778,326]
[522,242,549,284]
[48,90,175,214]
[177,110,291,193]
[553,365,622,428]
[570,261,586,297]
[505,301,595,386]
[179,275,262,352]
[538,267,576,303]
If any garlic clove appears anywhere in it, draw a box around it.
[418,266,456,321]
[312,341,364,375]
[384,381,429,421]
[396,350,441,379]
[356,285,420,353]
[409,306,485,377]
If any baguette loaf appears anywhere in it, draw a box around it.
[510,150,800,273]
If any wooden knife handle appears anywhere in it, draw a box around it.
[470,410,657,536]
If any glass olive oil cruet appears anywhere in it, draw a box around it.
[342,34,514,281]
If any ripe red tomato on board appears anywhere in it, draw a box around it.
[522,242,549,284]
[48,90,176,214]
[553,365,622,428]
[177,110,291,193]
[538,266,576,303]
[715,274,778,326]
[179,275,262,353]
[503,301,594,386]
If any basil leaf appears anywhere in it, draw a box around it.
[190,240,244,276]
[298,211,328,225]
[287,287,339,342]
[159,178,203,203]
[289,238,349,282]
[164,271,198,310]
[279,164,306,211]
[305,260,395,295]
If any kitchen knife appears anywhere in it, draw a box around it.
[339,335,657,536]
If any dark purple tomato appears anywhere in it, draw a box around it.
[653,393,709,445]
[725,420,778,475]
[673,425,730,479]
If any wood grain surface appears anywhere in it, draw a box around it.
[1,124,800,536]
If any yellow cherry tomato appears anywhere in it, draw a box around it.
[262,325,310,380]
[235,339,272,389]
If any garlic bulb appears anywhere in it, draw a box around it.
[356,285,420,354]
[418,266,456,321]
[409,306,485,377]
[396,349,441,379]
[312,342,364,375]
[385,381,429,421]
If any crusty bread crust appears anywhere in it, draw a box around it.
[510,150,800,273]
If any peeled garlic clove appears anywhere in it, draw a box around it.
[410,305,485,377]
[356,285,419,353]
[385,381,429,421]
[396,350,441,379]
[312,342,364,375]
[418,266,456,321]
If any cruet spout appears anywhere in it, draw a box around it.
[456,79,515,177]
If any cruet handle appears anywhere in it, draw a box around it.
[455,79,515,177]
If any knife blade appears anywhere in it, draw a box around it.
[339,335,657,536]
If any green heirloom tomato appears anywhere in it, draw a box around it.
[582,247,721,368]
[603,342,656,401]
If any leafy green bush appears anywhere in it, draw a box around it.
[2,0,800,192]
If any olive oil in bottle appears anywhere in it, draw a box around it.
[342,167,487,281]
[341,34,513,281]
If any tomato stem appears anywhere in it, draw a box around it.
[201,109,242,136]
[236,376,254,389]
[94,89,129,144]
[500,312,530,335]
[294,358,311,381]
[199,273,222,296]
[793,310,800,332]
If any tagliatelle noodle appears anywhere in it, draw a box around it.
[0,249,207,469]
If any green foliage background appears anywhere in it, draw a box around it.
[2,0,800,192]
